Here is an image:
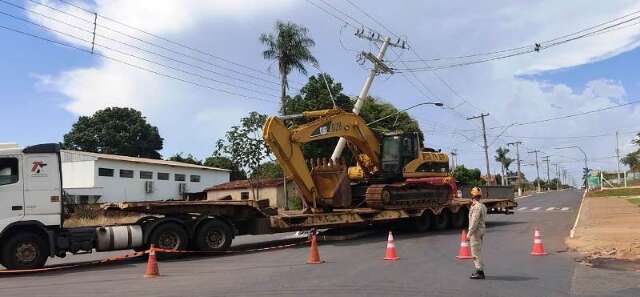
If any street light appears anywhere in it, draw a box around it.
[553,145,589,190]
[367,101,444,126]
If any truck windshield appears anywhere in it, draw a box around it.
[0,158,19,186]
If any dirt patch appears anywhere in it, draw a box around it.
[566,196,640,265]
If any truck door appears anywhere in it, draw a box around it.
[23,153,62,227]
[0,155,25,228]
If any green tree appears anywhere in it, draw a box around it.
[494,147,514,186]
[251,161,284,179]
[63,107,163,159]
[167,153,202,165]
[214,112,271,198]
[203,156,247,181]
[452,165,485,187]
[260,21,318,110]
[621,133,640,172]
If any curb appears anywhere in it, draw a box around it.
[569,190,588,238]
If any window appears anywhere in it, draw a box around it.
[140,171,153,179]
[157,172,169,180]
[98,168,114,177]
[240,192,250,200]
[190,175,201,183]
[119,169,134,178]
[0,158,19,186]
[174,174,185,181]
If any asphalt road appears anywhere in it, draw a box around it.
[1,190,638,297]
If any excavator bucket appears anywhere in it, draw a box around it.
[309,158,352,208]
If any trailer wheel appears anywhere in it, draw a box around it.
[195,220,233,251]
[412,211,433,232]
[450,208,468,229]
[148,223,189,251]
[1,232,49,270]
[433,209,450,230]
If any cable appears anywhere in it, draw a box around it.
[0,24,276,103]
[47,0,300,85]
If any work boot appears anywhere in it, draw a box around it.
[470,270,485,280]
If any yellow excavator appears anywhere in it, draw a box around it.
[263,108,456,213]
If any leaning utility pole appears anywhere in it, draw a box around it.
[331,30,406,162]
[542,156,550,191]
[528,150,542,192]
[507,141,523,196]
[467,113,492,185]
[616,131,621,185]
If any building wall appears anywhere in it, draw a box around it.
[206,182,296,208]
[61,161,95,188]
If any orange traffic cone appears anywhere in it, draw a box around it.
[384,231,400,261]
[144,245,159,278]
[307,234,322,264]
[456,229,473,260]
[530,228,548,256]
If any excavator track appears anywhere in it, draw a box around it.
[365,182,452,209]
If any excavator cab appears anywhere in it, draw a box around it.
[380,132,421,180]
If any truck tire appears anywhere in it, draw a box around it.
[1,232,50,270]
[433,209,450,230]
[194,220,233,251]
[450,209,468,229]
[148,222,189,251]
[412,212,432,232]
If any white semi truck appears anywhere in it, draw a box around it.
[0,143,516,270]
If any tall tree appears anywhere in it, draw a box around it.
[260,21,318,111]
[452,165,485,187]
[63,107,163,159]
[494,147,514,186]
[621,132,640,172]
[167,153,202,165]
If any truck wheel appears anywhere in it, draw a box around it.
[450,209,468,229]
[412,212,432,232]
[433,209,450,230]
[148,223,189,251]
[1,233,49,270]
[195,220,233,251]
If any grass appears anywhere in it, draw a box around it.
[625,197,640,205]
[587,187,640,197]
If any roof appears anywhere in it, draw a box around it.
[61,150,230,172]
[205,178,286,191]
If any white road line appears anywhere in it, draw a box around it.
[518,207,528,211]
[532,207,541,211]
[561,207,570,211]
[546,207,556,211]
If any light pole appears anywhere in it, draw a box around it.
[366,101,444,126]
[554,145,589,191]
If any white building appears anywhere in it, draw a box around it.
[61,150,230,204]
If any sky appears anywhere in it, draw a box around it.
[1,0,640,185]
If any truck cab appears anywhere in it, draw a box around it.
[0,143,63,269]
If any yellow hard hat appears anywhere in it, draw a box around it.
[470,187,482,197]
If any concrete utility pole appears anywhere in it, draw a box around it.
[542,156,550,190]
[507,141,523,196]
[554,146,588,191]
[331,30,406,162]
[616,131,621,185]
[528,150,542,192]
[552,163,560,190]
[450,149,458,170]
[467,113,492,185]
[562,169,567,186]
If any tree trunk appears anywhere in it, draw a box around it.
[501,164,506,186]
[280,72,287,114]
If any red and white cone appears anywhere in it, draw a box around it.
[384,231,400,261]
[144,245,159,278]
[530,228,548,256]
[456,229,473,260]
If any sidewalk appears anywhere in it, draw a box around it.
[566,193,640,261]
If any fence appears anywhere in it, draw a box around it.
[589,170,640,190]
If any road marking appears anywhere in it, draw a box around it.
[518,207,528,211]
[561,207,570,211]
[532,207,541,211]
[546,207,556,211]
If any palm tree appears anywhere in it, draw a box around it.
[495,147,514,186]
[260,21,318,113]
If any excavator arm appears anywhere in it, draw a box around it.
[263,109,381,211]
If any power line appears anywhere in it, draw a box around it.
[46,0,300,86]
[2,1,280,92]
[0,23,276,103]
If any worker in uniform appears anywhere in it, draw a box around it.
[468,186,487,279]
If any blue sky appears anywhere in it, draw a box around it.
[1,0,640,185]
